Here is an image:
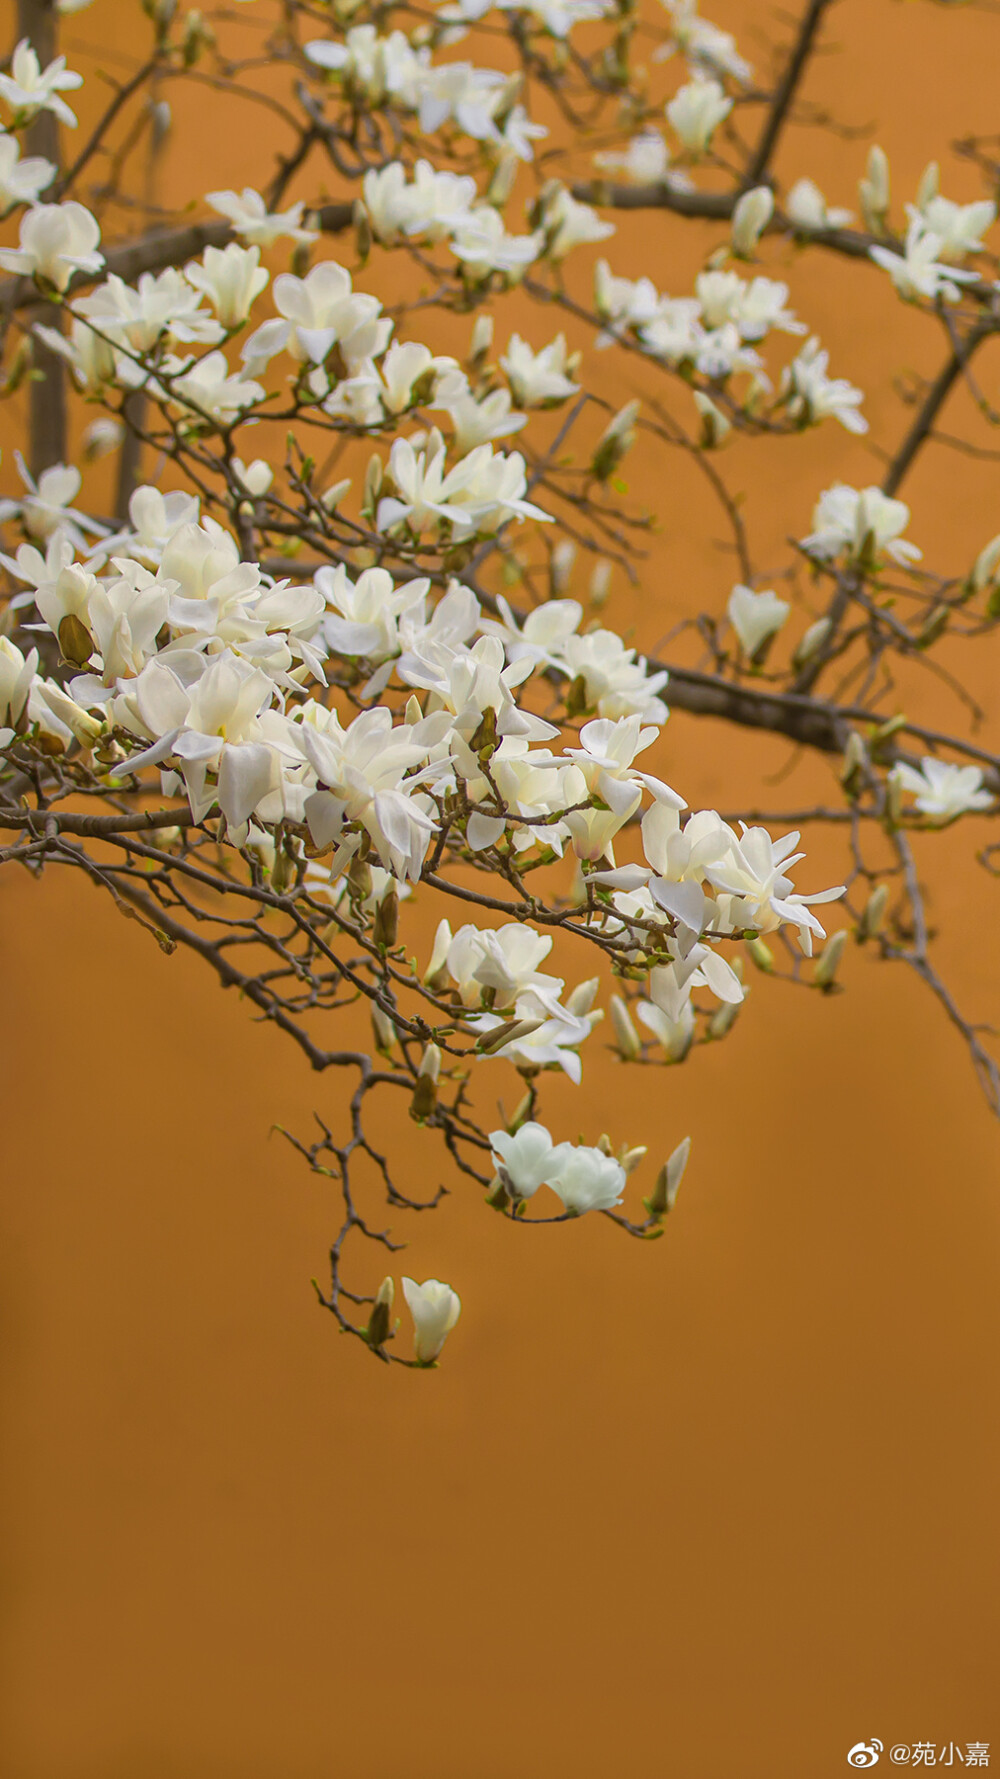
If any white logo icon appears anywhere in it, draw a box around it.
[847,1743,883,1769]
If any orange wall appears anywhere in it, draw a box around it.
[1,3,998,1776]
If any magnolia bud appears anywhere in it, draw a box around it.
[485,1172,512,1212]
[366,1276,394,1349]
[972,533,1000,594]
[745,936,774,973]
[730,185,773,258]
[840,730,868,797]
[81,417,124,462]
[410,1043,442,1121]
[620,1144,648,1176]
[859,144,890,233]
[564,977,599,1016]
[857,882,889,942]
[813,928,847,989]
[915,159,939,209]
[917,603,949,648]
[476,1018,544,1055]
[644,1136,691,1218]
[694,390,731,448]
[354,199,372,263]
[552,539,576,592]
[371,1005,398,1055]
[591,400,639,482]
[362,453,383,518]
[57,612,93,667]
[321,477,352,512]
[793,616,833,669]
[610,993,642,1060]
[589,560,612,607]
[708,999,741,1039]
[468,313,494,368]
[373,887,399,949]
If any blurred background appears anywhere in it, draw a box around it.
[1,1,998,1774]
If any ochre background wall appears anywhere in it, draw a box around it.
[1,3,998,1775]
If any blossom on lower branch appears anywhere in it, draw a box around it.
[402,1278,462,1365]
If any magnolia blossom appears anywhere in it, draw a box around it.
[450,207,541,278]
[727,584,790,658]
[782,338,867,435]
[540,187,615,259]
[890,758,993,823]
[0,132,54,210]
[636,998,695,1062]
[658,0,752,84]
[594,132,675,187]
[784,178,853,232]
[489,1121,570,1198]
[401,1278,462,1364]
[206,186,317,247]
[666,77,732,155]
[500,334,579,405]
[0,200,103,291]
[0,38,82,127]
[803,485,921,566]
[870,219,978,304]
[547,1145,626,1214]
[184,243,269,329]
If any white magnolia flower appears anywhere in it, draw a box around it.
[666,77,732,155]
[362,160,476,243]
[489,1121,570,1198]
[401,1277,461,1364]
[785,177,853,232]
[727,584,790,657]
[304,27,426,107]
[418,62,506,140]
[500,333,579,405]
[0,38,83,128]
[917,193,995,261]
[870,218,978,304]
[450,206,541,278]
[730,186,773,257]
[272,261,391,368]
[782,337,867,435]
[165,351,265,426]
[0,132,55,210]
[206,186,318,247]
[547,1144,626,1213]
[184,243,269,328]
[0,634,38,727]
[703,825,844,954]
[890,757,993,823]
[0,454,104,544]
[657,0,752,84]
[803,485,921,566]
[75,266,223,352]
[594,132,674,187]
[636,997,695,1061]
[539,187,615,259]
[0,200,102,290]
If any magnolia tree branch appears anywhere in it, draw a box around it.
[0,0,997,1366]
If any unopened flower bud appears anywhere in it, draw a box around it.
[410,1043,442,1121]
[589,560,612,608]
[591,400,639,482]
[731,185,773,258]
[321,477,351,512]
[708,998,741,1039]
[915,159,939,210]
[565,977,600,1016]
[353,199,372,264]
[362,453,383,518]
[372,887,399,949]
[82,417,124,461]
[859,144,890,234]
[840,730,868,797]
[644,1135,691,1218]
[813,927,847,988]
[694,390,731,448]
[619,1143,647,1176]
[552,539,576,592]
[58,612,94,667]
[745,936,774,973]
[610,993,642,1059]
[917,603,949,649]
[857,882,889,942]
[365,1276,394,1349]
[476,1017,544,1055]
[371,1005,398,1054]
[972,533,1000,595]
[793,616,833,669]
[468,313,493,368]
